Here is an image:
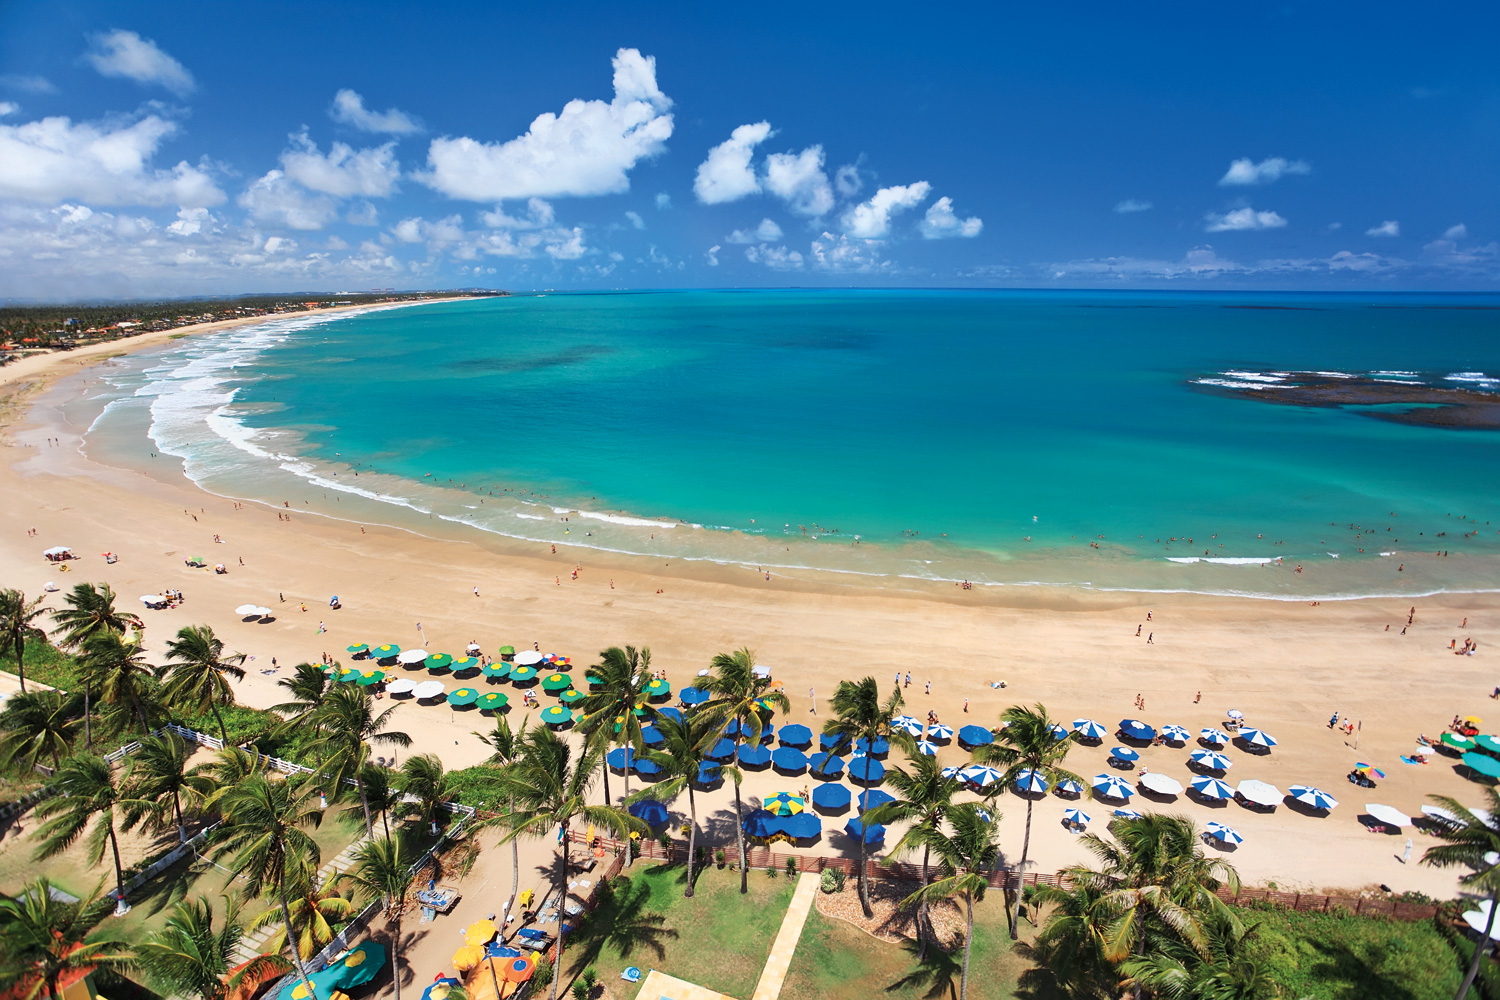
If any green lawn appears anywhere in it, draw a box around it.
[562,862,796,999]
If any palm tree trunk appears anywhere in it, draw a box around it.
[106,820,127,914]
[858,742,873,917]
[622,744,633,868]
[506,793,518,920]
[1010,797,1034,939]
[917,842,932,958]
[551,822,570,1000]
[960,890,974,1000]
[390,911,403,1000]
[16,640,26,693]
[173,788,187,843]
[733,776,748,894]
[684,787,698,898]
[358,781,374,837]
[1457,887,1500,1000]
[600,754,611,808]
[83,686,91,748]
[133,696,150,735]
[381,807,390,841]
[279,888,317,995]
[210,700,229,745]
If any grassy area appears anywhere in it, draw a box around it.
[563,862,796,998]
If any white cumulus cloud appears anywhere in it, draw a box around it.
[625,210,645,229]
[238,170,336,230]
[1114,199,1152,213]
[481,197,555,229]
[1444,223,1467,240]
[1219,157,1310,186]
[418,48,672,201]
[745,244,804,270]
[843,182,930,238]
[0,102,17,117]
[694,121,770,204]
[85,30,195,96]
[834,163,863,198]
[705,244,720,266]
[279,132,400,198]
[1365,220,1399,237]
[545,228,587,259]
[764,146,834,217]
[810,231,889,272]
[726,218,783,244]
[656,192,672,209]
[330,89,423,135]
[920,196,982,239]
[1204,207,1287,232]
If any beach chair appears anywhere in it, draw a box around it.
[621,968,642,984]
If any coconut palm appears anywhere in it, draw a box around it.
[577,645,654,866]
[191,745,268,809]
[1119,908,1276,1000]
[493,725,639,1000]
[341,835,416,1000]
[823,675,903,915]
[702,646,791,894]
[1423,786,1500,1000]
[247,857,355,962]
[136,894,291,1000]
[304,684,410,835]
[52,582,141,650]
[210,773,324,993]
[0,588,51,693]
[0,689,81,771]
[636,709,740,898]
[903,802,1003,1000]
[864,750,965,952]
[126,731,212,843]
[161,624,246,744]
[0,876,134,1000]
[396,753,453,829]
[360,761,399,839]
[477,713,529,918]
[1026,878,1116,1000]
[31,753,137,914]
[79,629,156,736]
[271,662,333,722]
[977,703,1083,938]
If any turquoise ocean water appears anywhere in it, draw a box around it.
[71,290,1500,599]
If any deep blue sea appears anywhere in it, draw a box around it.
[74,290,1500,598]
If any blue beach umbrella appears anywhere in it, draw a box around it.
[628,800,669,827]
[1063,807,1091,827]
[1205,821,1244,845]
[812,783,851,811]
[693,763,722,786]
[858,789,895,812]
[958,725,994,748]
[705,738,736,760]
[959,765,1004,788]
[809,752,846,778]
[1072,718,1107,741]
[1288,784,1340,810]
[941,766,963,779]
[1049,723,1069,741]
[1014,768,1049,794]
[772,747,808,772]
[1462,751,1500,778]
[743,809,779,838]
[1113,808,1143,820]
[1190,750,1232,771]
[916,740,939,756]
[1160,724,1193,743]
[848,755,886,784]
[1092,774,1135,800]
[782,813,822,840]
[656,706,684,725]
[854,736,890,756]
[927,723,954,741]
[606,747,637,771]
[819,732,847,751]
[1118,719,1156,741]
[1109,746,1141,763]
[634,756,662,777]
[843,818,885,844]
[422,977,460,1000]
[778,724,812,747]
[680,686,710,705]
[738,744,772,767]
[765,791,806,815]
[1190,776,1235,801]
[639,724,664,746]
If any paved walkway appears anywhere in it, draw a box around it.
[748,872,820,1000]
[632,970,734,1000]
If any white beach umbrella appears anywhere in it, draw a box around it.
[1072,718,1107,740]
[139,595,163,605]
[927,723,954,740]
[1200,727,1231,746]
[385,678,416,695]
[1190,750,1232,771]
[1159,724,1193,743]
[42,546,72,557]
[397,648,428,664]
[254,607,273,618]
[1204,821,1243,845]
[892,715,923,736]
[752,664,771,679]
[1139,772,1183,796]
[1092,774,1135,799]
[1288,785,1339,810]
[1190,776,1235,800]
[1236,779,1282,807]
[411,680,445,700]
[515,650,543,666]
[1421,804,1462,827]
[1237,727,1278,748]
[1462,904,1500,941]
[1226,710,1245,720]
[941,765,964,779]
[1063,808,1091,827]
[235,604,261,616]
[1365,803,1413,828]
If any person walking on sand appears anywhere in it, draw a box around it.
[417,621,428,646]
[1329,710,1339,729]
[1147,632,1153,644]
[316,621,325,634]
[925,680,931,696]
[1402,838,1413,864]
[473,586,480,597]
[1194,691,1202,704]
[809,687,816,715]
[963,698,969,713]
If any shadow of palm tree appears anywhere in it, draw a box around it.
[562,874,678,977]
[883,937,960,999]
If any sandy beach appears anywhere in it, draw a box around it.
[1,312,1497,907]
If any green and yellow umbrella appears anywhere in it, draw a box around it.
[765,792,805,816]
[541,672,573,693]
[334,666,360,683]
[509,665,538,683]
[370,643,400,659]
[356,669,386,685]
[481,661,511,679]
[345,643,369,654]
[541,705,573,726]
[585,673,605,689]
[476,691,509,711]
[558,688,585,704]
[450,656,480,672]
[426,653,454,672]
[1443,732,1477,751]
[447,687,480,706]
[644,678,671,698]
[498,645,516,657]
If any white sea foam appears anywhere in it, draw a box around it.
[1223,371,1286,383]
[1313,371,1355,378]
[572,509,678,528]
[1446,372,1499,386]
[1194,379,1270,391]
[1165,556,1281,565]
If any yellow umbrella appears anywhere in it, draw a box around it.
[464,919,499,946]
[1465,715,1483,725]
[453,943,485,970]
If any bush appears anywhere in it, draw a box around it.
[820,869,844,893]
[767,864,778,879]
[532,955,554,990]
[715,848,726,868]
[571,980,590,1000]
[786,857,799,878]
[441,765,505,810]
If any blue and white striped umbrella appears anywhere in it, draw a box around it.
[941,765,963,778]
[891,715,923,736]
[1236,727,1278,748]
[1160,724,1193,743]
[1119,719,1156,741]
[1092,773,1135,799]
[1014,768,1049,794]
[1199,727,1231,746]
[1055,778,1084,796]
[1113,808,1143,819]
[1063,807,1091,826]
[1072,718,1107,740]
[1189,775,1235,800]
[926,723,954,740]
[1049,723,1069,741]
[1109,746,1141,763]
[1288,784,1339,810]
[916,739,939,756]
[1190,749,1232,771]
[1205,821,1244,845]
[960,765,1004,788]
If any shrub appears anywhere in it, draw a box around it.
[786,857,799,878]
[820,869,843,893]
[581,968,598,991]
[440,765,506,810]
[715,848,726,868]
[532,955,554,989]
[571,981,589,1000]
[767,864,778,879]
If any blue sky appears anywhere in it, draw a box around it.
[1,0,1496,298]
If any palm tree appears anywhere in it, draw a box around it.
[126,732,211,843]
[977,703,1083,938]
[247,858,355,962]
[341,835,416,1000]
[360,761,399,840]
[702,646,790,894]
[0,588,51,693]
[493,725,639,1000]
[865,750,964,952]
[1026,878,1116,999]
[136,894,291,1000]
[823,675,902,915]
[0,877,134,1000]
[1423,786,1500,1000]
[396,753,453,830]
[271,662,332,722]
[1119,908,1276,1000]
[903,802,1003,1000]
[191,746,268,809]
[477,713,529,918]
[31,753,137,915]
[210,773,325,994]
[305,684,411,835]
[79,629,156,736]
[161,624,246,744]
[577,645,653,866]
[52,582,142,649]
[0,689,81,771]
[637,709,740,898]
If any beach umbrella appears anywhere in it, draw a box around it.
[854,736,890,756]
[1463,903,1500,942]
[766,792,807,816]
[1092,774,1135,799]
[916,740,939,756]
[333,667,359,683]
[644,678,671,699]
[370,644,400,659]
[844,818,885,844]
[397,649,428,665]
[1476,735,1500,755]
[480,661,511,679]
[476,691,509,711]
[386,678,416,695]
[1365,803,1412,827]
[1014,768,1050,794]
[356,669,385,686]
[1109,746,1140,763]
[509,665,538,683]
[1354,762,1387,780]
[772,747,808,771]
[1288,785,1339,810]
[1443,733,1477,751]
[449,656,479,672]
[1236,779,1282,807]
[809,752,846,777]
[411,680,445,699]
[606,747,638,771]
[655,706,684,724]
[1189,750,1232,771]
[1113,808,1143,820]
[812,783,851,810]
[849,755,887,784]
[927,723,954,741]
[891,715,923,736]
[1063,808,1091,827]
[1055,778,1084,797]
[1236,727,1278,749]
[629,800,669,827]
[497,645,516,656]
[1160,724,1193,743]
[422,977,460,1000]
[557,688,585,704]
[639,724,664,746]
[1118,719,1156,741]
[680,686,710,705]
[1072,719,1107,741]
[537,704,571,726]
[1462,752,1500,778]
[541,672,573,692]
[743,809,779,838]
[1226,709,1245,720]
[738,744,772,767]
[706,738,736,760]
[426,653,455,671]
[1199,728,1230,746]
[693,763,722,785]
[139,595,165,606]
[233,603,261,616]
[818,732,847,751]
[1204,821,1243,846]
[941,766,963,779]
[447,688,479,707]
[515,650,543,666]
[452,944,484,971]
[1049,723,1069,741]
[1139,773,1183,796]
[783,813,822,839]
[960,765,1005,788]
[465,920,499,946]
[1190,776,1235,801]
[778,724,812,747]
[634,756,662,777]
[326,941,384,989]
[343,642,369,654]
[958,725,994,747]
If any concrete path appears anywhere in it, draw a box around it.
[748,871,820,1000]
